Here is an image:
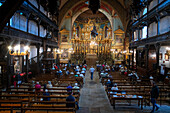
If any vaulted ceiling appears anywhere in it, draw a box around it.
[58,0,133,32]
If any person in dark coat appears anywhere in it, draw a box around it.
[66,92,79,109]
[43,89,50,101]
[150,81,159,113]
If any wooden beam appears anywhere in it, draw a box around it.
[0,0,25,32]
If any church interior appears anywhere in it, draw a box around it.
[0,0,169,113]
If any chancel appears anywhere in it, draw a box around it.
[0,0,169,113]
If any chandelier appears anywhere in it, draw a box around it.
[88,0,101,14]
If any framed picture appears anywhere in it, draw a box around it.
[116,35,122,43]
[159,53,162,60]
[165,53,169,61]
[61,52,68,58]
[62,35,68,42]
[60,29,70,43]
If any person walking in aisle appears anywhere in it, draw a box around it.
[89,66,95,80]
[150,81,159,113]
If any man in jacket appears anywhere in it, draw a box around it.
[150,81,159,113]
[66,92,79,109]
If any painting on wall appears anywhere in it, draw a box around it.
[159,53,162,60]
[165,53,169,61]
[61,52,68,58]
[62,35,68,42]
[115,35,123,43]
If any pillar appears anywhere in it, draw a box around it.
[7,52,11,89]
[156,43,160,73]
[25,54,29,82]
[145,45,149,71]
[36,44,40,75]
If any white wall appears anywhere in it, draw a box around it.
[149,0,157,11]
[149,22,157,37]
[29,0,38,8]
[160,16,170,34]
[29,46,37,59]
[159,46,170,68]
[113,17,123,31]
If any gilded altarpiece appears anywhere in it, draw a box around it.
[112,28,125,64]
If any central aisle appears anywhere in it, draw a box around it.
[78,68,114,113]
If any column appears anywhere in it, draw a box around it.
[156,43,160,73]
[145,45,149,71]
[7,51,11,89]
[132,48,134,70]
[51,47,54,68]
[26,13,31,33]
[36,44,40,75]
[25,54,29,82]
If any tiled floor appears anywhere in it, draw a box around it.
[77,69,170,113]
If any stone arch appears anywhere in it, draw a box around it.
[59,0,127,30]
[70,8,113,29]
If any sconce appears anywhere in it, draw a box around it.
[55,49,63,54]
[122,50,133,55]
[8,45,29,56]
[68,48,74,54]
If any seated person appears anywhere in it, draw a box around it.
[100,72,106,78]
[81,70,85,74]
[54,65,58,69]
[76,71,80,75]
[43,89,50,101]
[73,83,80,92]
[124,71,128,75]
[79,74,84,78]
[75,68,78,72]
[47,81,53,92]
[111,83,118,94]
[106,79,111,88]
[35,82,41,93]
[29,80,35,91]
[67,83,73,92]
[63,67,67,71]
[108,67,111,72]
[75,74,78,77]
[70,72,74,75]
[66,70,70,75]
[82,67,86,71]
[58,69,63,75]
[43,81,47,91]
[66,92,79,109]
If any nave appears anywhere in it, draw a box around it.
[77,67,170,113]
[0,0,170,113]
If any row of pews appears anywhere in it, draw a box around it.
[0,65,86,113]
[99,69,170,109]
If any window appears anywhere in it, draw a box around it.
[142,8,147,39]
[0,2,2,7]
[134,31,138,41]
[143,8,147,15]
[28,20,38,35]
[28,0,38,8]
[142,26,147,39]
[40,25,46,37]
[10,13,27,32]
